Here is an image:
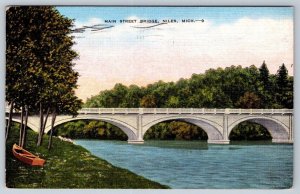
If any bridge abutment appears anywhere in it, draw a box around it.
[272,139,294,144]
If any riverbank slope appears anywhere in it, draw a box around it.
[5,125,169,188]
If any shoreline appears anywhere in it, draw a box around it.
[6,126,169,189]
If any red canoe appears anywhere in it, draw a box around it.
[12,144,45,166]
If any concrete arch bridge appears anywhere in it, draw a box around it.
[6,108,293,144]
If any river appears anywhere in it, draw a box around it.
[75,140,293,189]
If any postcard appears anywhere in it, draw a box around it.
[5,6,293,189]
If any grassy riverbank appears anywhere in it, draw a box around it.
[6,124,169,188]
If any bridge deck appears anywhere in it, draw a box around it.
[5,107,293,115]
[77,108,293,115]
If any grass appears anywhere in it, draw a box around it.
[6,124,169,188]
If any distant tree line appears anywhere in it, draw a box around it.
[56,62,292,141]
[85,62,293,109]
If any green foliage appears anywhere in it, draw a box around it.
[277,64,289,90]
[6,6,81,112]
[258,61,273,107]
[235,92,261,108]
[259,61,270,89]
[275,64,293,108]
[229,122,272,141]
[166,96,180,108]
[144,121,208,141]
[85,63,293,109]
[140,94,157,108]
[6,123,168,188]
[123,85,144,107]
[53,120,127,140]
[6,6,82,147]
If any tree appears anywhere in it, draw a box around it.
[6,6,81,147]
[259,61,270,88]
[258,61,272,107]
[48,91,82,150]
[6,6,45,145]
[122,85,143,107]
[275,64,293,108]
[235,92,262,108]
[276,63,288,90]
[166,96,180,108]
[140,94,157,108]
[5,102,14,141]
[111,83,128,107]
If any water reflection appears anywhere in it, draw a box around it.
[139,140,209,150]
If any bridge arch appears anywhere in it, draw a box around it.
[49,116,138,141]
[142,116,223,141]
[228,116,289,142]
[6,117,39,132]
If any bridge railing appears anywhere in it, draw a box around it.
[6,106,293,115]
[76,108,293,115]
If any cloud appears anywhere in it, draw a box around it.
[72,17,293,101]
[74,17,105,28]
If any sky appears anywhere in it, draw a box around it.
[56,7,294,101]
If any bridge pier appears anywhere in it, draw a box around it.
[127,115,145,144]
[128,140,145,144]
[223,115,229,141]
[207,140,230,144]
[129,140,231,144]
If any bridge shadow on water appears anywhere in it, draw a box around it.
[136,139,276,151]
[139,140,209,150]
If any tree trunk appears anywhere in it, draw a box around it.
[42,107,50,135]
[37,107,50,146]
[48,109,57,150]
[19,106,24,146]
[5,101,14,141]
[21,105,29,148]
[37,102,44,146]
